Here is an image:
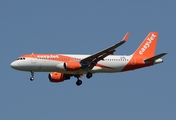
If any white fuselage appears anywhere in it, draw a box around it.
[11,54,133,74]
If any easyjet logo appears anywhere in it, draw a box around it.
[37,55,59,59]
[139,33,156,55]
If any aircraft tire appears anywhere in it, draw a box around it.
[30,77,34,81]
[86,73,93,79]
[76,80,82,86]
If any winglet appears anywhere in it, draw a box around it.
[122,32,130,42]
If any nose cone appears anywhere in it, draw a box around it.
[10,61,18,69]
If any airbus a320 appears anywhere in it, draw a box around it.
[10,32,167,86]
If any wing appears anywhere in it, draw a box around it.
[80,32,130,69]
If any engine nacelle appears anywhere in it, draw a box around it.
[64,62,81,71]
[56,62,81,71]
[48,72,70,82]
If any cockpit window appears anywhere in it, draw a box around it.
[17,58,25,60]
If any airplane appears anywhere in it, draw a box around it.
[10,32,167,86]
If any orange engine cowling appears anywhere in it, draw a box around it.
[48,72,70,82]
[64,62,81,71]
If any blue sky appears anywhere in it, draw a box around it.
[0,0,175,119]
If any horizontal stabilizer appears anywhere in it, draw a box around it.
[144,53,167,62]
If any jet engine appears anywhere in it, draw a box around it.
[48,72,70,82]
[56,62,81,71]
[64,62,81,71]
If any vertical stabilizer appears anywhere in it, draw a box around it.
[133,32,158,58]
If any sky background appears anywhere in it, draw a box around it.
[0,0,175,120]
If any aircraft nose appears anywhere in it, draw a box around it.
[10,61,18,69]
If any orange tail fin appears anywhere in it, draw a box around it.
[133,32,158,58]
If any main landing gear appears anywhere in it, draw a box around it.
[74,75,82,86]
[76,79,82,86]
[75,72,93,86]
[86,72,93,79]
[30,71,34,81]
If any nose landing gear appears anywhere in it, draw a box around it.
[30,71,34,81]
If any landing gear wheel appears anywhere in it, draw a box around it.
[30,71,34,81]
[30,77,34,81]
[86,72,93,79]
[76,80,82,86]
